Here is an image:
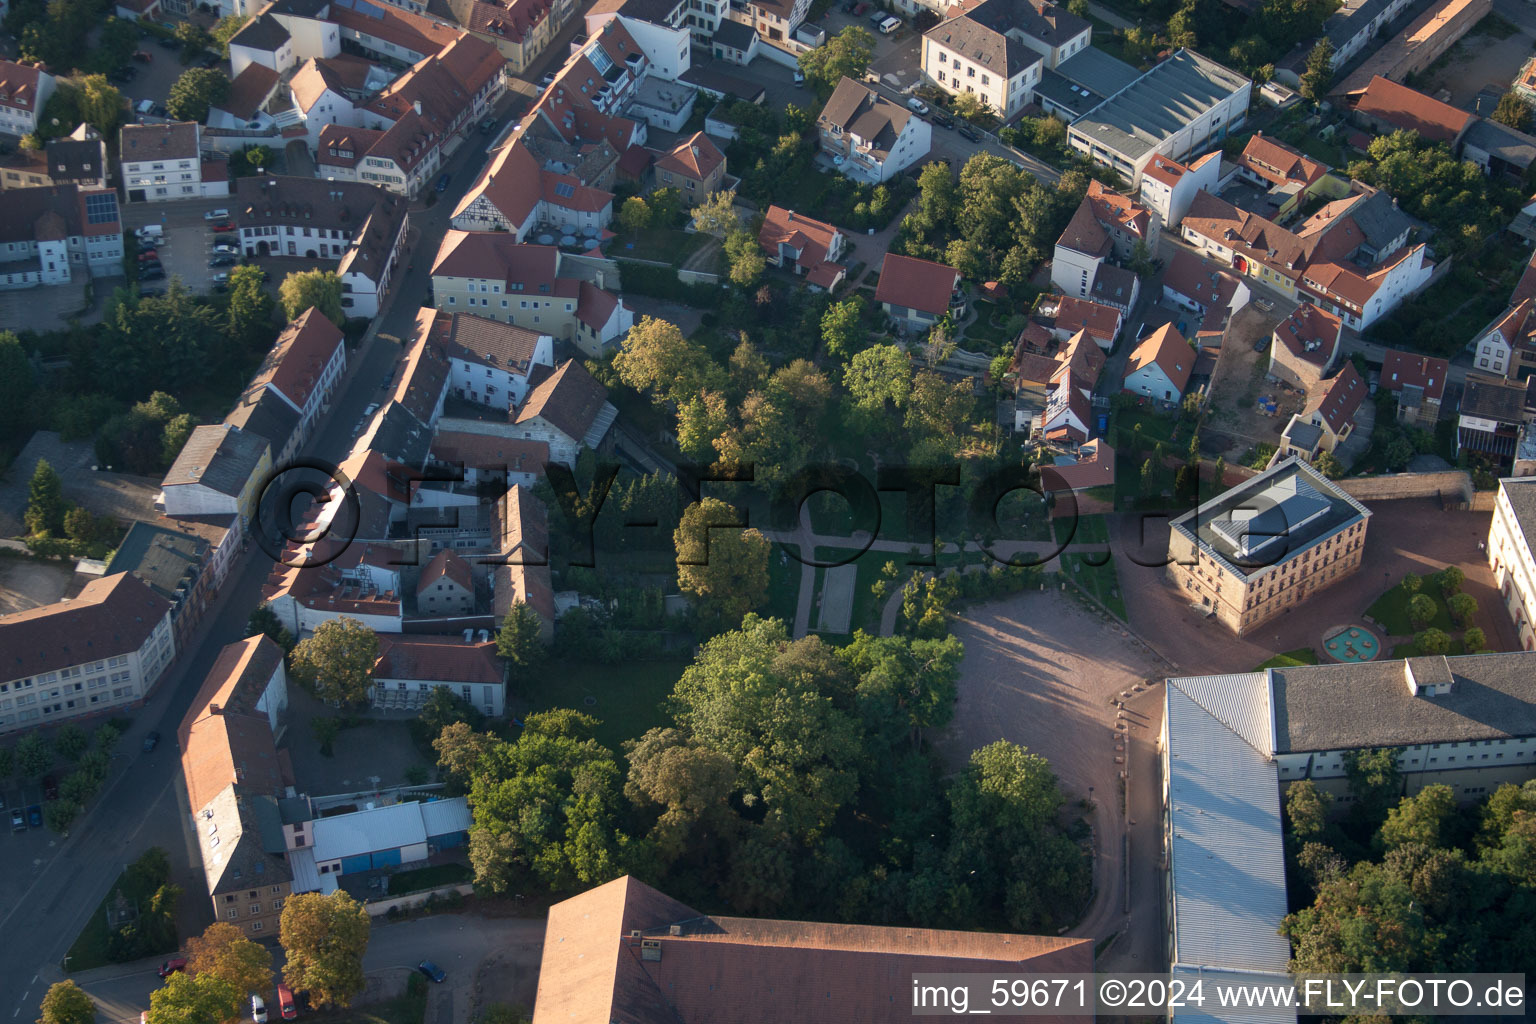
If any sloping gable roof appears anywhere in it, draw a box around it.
[1126,322,1192,391]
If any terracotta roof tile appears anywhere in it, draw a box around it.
[1126,322,1192,392]
[515,358,608,441]
[0,573,170,681]
[875,253,960,316]
[1379,347,1447,401]
[374,634,503,683]
[418,548,475,593]
[1353,75,1474,144]
[1311,360,1365,433]
[654,131,724,182]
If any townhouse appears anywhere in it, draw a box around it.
[179,635,293,939]
[1457,371,1531,465]
[1471,298,1536,380]
[1166,456,1371,635]
[1232,132,1333,222]
[233,176,409,318]
[120,123,227,203]
[1047,294,1121,350]
[446,0,566,72]
[1051,180,1156,306]
[361,33,507,148]
[430,232,635,356]
[103,521,218,652]
[0,59,56,139]
[815,77,931,184]
[262,541,409,634]
[315,116,442,197]
[290,59,356,151]
[492,484,555,642]
[372,635,505,714]
[0,125,110,192]
[653,132,726,201]
[330,0,459,64]
[450,139,614,237]
[424,307,555,411]
[1018,328,1103,442]
[0,574,175,737]
[434,358,617,470]
[160,424,274,532]
[1489,477,1536,651]
[1379,347,1448,427]
[1180,185,1430,331]
[1268,302,1343,391]
[0,185,122,290]
[210,64,283,132]
[1159,247,1249,346]
[1136,150,1220,229]
[225,308,347,465]
[874,253,962,333]
[920,0,1091,121]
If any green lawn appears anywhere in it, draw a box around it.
[610,227,709,267]
[517,659,685,751]
[66,862,179,972]
[1054,514,1109,546]
[323,974,428,1024]
[766,550,802,625]
[1254,648,1319,670]
[1109,407,1182,449]
[1061,552,1126,620]
[388,862,471,894]
[1366,584,1455,636]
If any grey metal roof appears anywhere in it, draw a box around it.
[1070,49,1251,162]
[104,521,208,606]
[1055,45,1139,95]
[1463,117,1536,169]
[225,385,301,457]
[1501,477,1536,545]
[163,425,271,496]
[1088,263,1137,307]
[1170,456,1370,579]
[1164,675,1292,977]
[1271,651,1536,753]
[1283,417,1324,452]
[1340,188,1412,253]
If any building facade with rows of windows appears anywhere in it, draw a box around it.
[1166,456,1372,635]
[1489,476,1536,652]
[0,573,174,737]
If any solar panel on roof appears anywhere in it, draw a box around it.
[554,182,574,198]
[85,192,118,225]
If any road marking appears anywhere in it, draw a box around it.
[28,979,34,987]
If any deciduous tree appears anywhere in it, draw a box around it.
[1379,784,1456,851]
[617,196,651,234]
[279,891,370,1008]
[278,270,344,326]
[723,228,765,287]
[613,316,720,408]
[166,68,230,123]
[690,189,740,236]
[228,265,275,347]
[185,921,273,997]
[796,26,875,94]
[146,972,241,1024]
[1285,779,1331,840]
[1493,91,1533,132]
[38,981,95,1024]
[820,297,865,361]
[289,618,379,706]
[674,497,770,634]
[247,604,295,653]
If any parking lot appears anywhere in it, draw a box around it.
[121,202,238,295]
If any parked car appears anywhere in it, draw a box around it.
[932,112,954,129]
[479,116,496,133]
[867,8,886,24]
[363,402,379,418]
[277,984,297,1020]
[158,956,187,978]
[1253,335,1270,353]
[211,271,229,283]
[793,69,804,86]
[417,962,446,984]
[251,995,267,1024]
[141,267,166,281]
[156,35,179,49]
[209,255,237,267]
[878,14,900,32]
[204,208,230,222]
[143,730,160,752]
[42,776,57,800]
[9,808,23,831]
[213,242,239,255]
[132,49,154,62]
[435,172,452,193]
[140,260,162,272]
[26,805,42,828]
[137,250,159,262]
[957,123,982,143]
[211,221,235,233]
[905,96,929,116]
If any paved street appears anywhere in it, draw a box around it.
[0,90,533,1023]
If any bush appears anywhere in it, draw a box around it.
[1462,626,1486,652]
[1415,627,1452,655]
[1401,572,1422,594]
[1407,593,1436,629]
[1435,565,1464,596]
[616,260,722,307]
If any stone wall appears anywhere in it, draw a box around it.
[1336,470,1473,506]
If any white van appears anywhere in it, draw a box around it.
[251,996,267,1024]
[136,224,164,242]
[879,15,901,32]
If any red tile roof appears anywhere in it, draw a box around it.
[1040,438,1115,493]
[1352,75,1473,145]
[374,635,503,683]
[221,63,280,120]
[1236,132,1329,189]
[1273,302,1342,367]
[0,59,45,115]
[1312,360,1366,434]
[759,205,841,272]
[875,253,960,316]
[1053,295,1120,344]
[431,230,559,286]
[428,308,547,373]
[461,0,552,43]
[1140,152,1189,188]
[452,140,542,228]
[1379,347,1447,402]
[654,131,724,183]
[1126,322,1192,392]
[178,635,285,811]
[515,358,608,441]
[1512,248,1536,308]
[0,573,171,680]
[317,124,385,169]
[431,431,550,475]
[329,0,458,56]
[250,307,345,411]
[532,875,1094,1024]
[418,548,474,594]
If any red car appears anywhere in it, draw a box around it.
[157,956,187,979]
[137,250,158,262]
[132,50,153,63]
[277,983,297,1020]
[210,221,235,233]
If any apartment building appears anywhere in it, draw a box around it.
[1490,476,1536,651]
[1136,150,1220,228]
[1268,302,1343,391]
[1051,179,1157,301]
[921,0,1091,120]
[179,635,293,939]
[425,307,555,411]
[0,126,110,191]
[448,0,565,72]
[0,574,175,737]
[1167,456,1371,635]
[372,635,505,714]
[160,424,274,531]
